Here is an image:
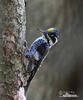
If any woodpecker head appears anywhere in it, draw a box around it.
[40,28,59,47]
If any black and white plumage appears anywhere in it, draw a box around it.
[24,28,59,92]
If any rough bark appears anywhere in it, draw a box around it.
[0,0,26,100]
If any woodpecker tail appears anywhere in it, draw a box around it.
[24,60,42,94]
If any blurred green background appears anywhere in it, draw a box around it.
[26,0,83,100]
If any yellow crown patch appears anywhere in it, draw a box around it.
[47,28,54,32]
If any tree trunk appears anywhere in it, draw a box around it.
[0,0,26,100]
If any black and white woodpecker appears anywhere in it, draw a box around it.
[24,28,59,73]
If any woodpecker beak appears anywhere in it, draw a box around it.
[40,30,48,33]
[40,29,45,33]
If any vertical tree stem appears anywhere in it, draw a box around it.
[0,0,26,100]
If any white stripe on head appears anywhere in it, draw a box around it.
[49,37,58,48]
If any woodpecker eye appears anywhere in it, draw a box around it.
[51,34,54,37]
[49,33,55,37]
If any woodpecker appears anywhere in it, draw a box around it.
[24,28,59,73]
